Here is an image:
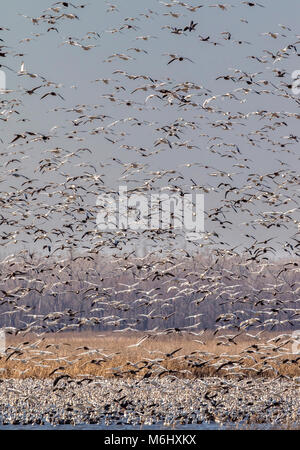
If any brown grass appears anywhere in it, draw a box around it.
[0,331,299,380]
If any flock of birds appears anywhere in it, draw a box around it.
[0,0,299,419]
[0,377,299,427]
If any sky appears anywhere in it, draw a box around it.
[0,0,299,258]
